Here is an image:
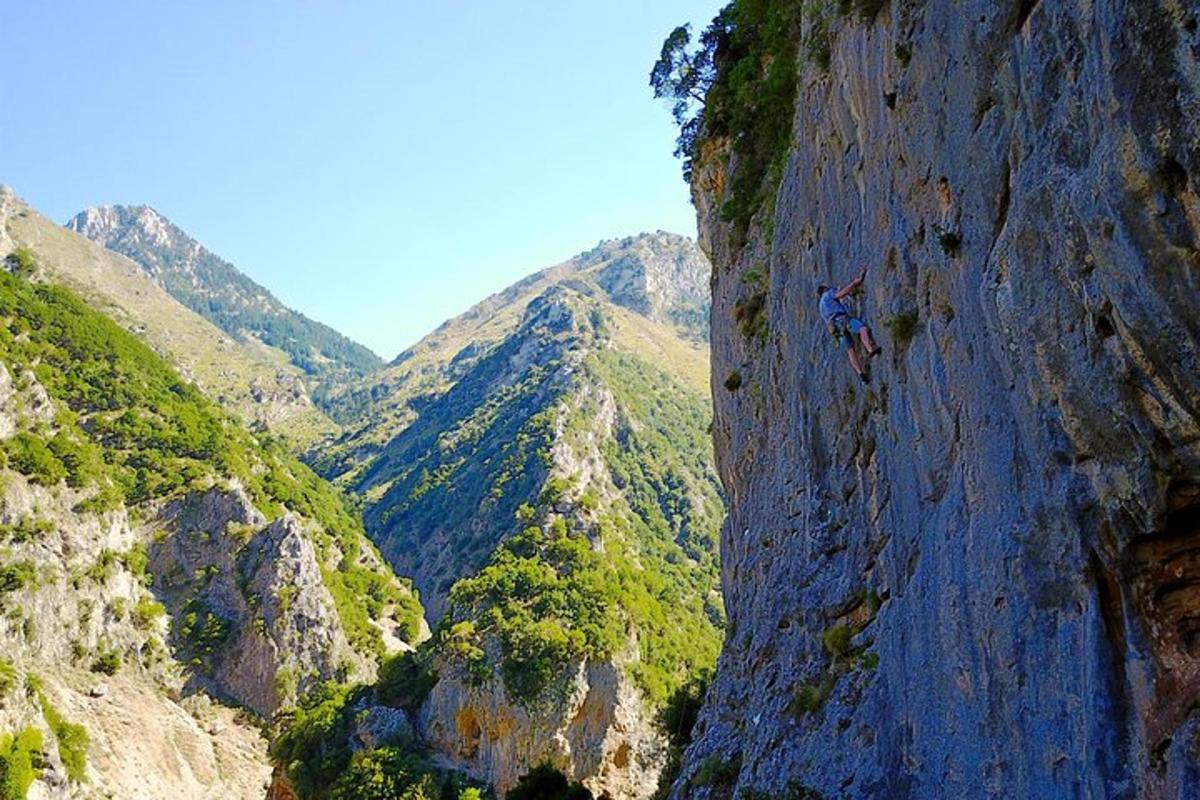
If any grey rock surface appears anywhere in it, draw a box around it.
[155,487,370,716]
[682,1,1200,798]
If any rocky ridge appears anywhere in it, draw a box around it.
[283,236,724,798]
[320,231,710,432]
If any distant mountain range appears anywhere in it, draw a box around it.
[67,205,382,405]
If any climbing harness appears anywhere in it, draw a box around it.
[827,313,852,344]
[826,285,863,346]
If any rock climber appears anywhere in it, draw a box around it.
[817,269,882,383]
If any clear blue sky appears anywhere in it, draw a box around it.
[1,2,724,359]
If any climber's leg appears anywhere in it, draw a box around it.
[846,340,867,382]
[850,317,882,357]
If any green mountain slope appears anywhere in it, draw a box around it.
[66,204,382,405]
[0,249,423,662]
[322,231,709,429]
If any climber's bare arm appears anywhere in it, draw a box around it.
[835,269,867,301]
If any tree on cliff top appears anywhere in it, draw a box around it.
[651,0,805,245]
[649,12,730,183]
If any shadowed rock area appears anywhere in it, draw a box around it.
[682,1,1200,797]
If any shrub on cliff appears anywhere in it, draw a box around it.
[653,0,805,246]
[506,764,592,800]
[375,651,437,713]
[272,681,358,798]
[37,690,89,783]
[4,433,67,486]
[0,727,43,800]
[4,248,36,277]
[329,748,439,800]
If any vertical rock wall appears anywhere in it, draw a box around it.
[686,1,1200,797]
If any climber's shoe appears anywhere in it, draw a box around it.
[869,346,883,358]
[860,372,870,384]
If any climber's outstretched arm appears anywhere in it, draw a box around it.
[835,269,867,301]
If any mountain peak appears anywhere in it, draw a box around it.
[68,204,180,253]
[569,231,709,335]
[67,203,382,397]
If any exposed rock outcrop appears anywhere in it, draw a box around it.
[421,655,665,798]
[153,488,372,716]
[683,1,1200,798]
[0,469,273,798]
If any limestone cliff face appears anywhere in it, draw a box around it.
[685,1,1200,798]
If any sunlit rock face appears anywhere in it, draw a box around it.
[682,1,1200,797]
[421,654,665,799]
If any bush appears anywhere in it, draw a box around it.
[506,764,593,800]
[692,754,741,788]
[883,311,919,346]
[0,562,37,593]
[84,549,118,584]
[38,692,88,783]
[272,682,358,798]
[4,433,66,486]
[120,543,152,587]
[90,647,122,676]
[132,597,166,629]
[0,515,54,544]
[0,727,43,800]
[375,652,437,713]
[734,290,768,343]
[177,599,232,660]
[785,675,836,716]
[5,248,36,278]
[845,0,887,19]
[0,660,16,701]
[329,748,440,800]
[822,624,852,659]
[934,225,962,257]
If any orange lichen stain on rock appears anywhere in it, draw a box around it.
[456,707,482,758]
